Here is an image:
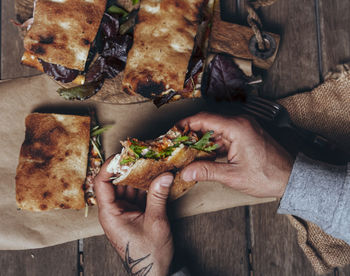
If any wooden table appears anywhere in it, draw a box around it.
[1,0,350,275]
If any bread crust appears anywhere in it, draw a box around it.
[122,0,206,96]
[24,0,107,71]
[114,147,211,200]
[15,113,90,211]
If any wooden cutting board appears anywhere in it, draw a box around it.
[15,0,279,105]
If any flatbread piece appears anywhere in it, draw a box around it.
[24,0,107,71]
[16,113,91,211]
[122,0,206,96]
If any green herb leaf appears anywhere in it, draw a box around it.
[132,0,140,5]
[130,144,148,158]
[159,146,175,158]
[203,144,219,152]
[120,157,136,165]
[190,131,218,152]
[119,16,136,35]
[144,149,159,159]
[192,131,213,148]
[173,135,189,142]
[85,204,89,218]
[107,5,129,17]
[57,81,102,101]
[90,138,104,161]
[91,125,113,137]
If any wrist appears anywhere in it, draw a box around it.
[275,152,294,199]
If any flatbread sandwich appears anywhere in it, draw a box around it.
[107,126,217,200]
[15,113,106,211]
[22,0,108,86]
[20,0,214,106]
[122,0,214,106]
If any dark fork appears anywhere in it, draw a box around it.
[242,95,331,148]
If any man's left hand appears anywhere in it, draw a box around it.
[94,156,175,276]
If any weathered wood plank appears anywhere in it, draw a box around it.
[84,207,248,276]
[319,0,350,76]
[259,0,320,99]
[250,203,334,276]
[0,242,78,276]
[172,207,248,276]
[83,236,127,276]
[1,0,40,79]
[319,1,350,274]
[338,265,350,276]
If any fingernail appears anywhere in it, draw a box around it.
[182,169,195,182]
[159,175,174,187]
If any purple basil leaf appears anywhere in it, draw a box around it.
[100,13,120,40]
[103,56,125,78]
[40,59,80,83]
[85,56,105,83]
[102,35,133,61]
[85,34,133,82]
[204,54,249,102]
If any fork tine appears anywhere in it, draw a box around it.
[244,103,275,119]
[247,96,281,111]
[242,105,273,121]
[247,98,279,114]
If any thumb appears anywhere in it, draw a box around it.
[181,161,238,186]
[145,173,174,220]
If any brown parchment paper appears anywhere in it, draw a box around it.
[0,74,274,250]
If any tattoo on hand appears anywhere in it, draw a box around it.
[123,242,153,276]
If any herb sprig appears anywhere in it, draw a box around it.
[120,131,218,165]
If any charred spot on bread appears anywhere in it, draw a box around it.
[82,39,90,46]
[42,191,52,199]
[39,35,55,44]
[136,81,165,98]
[30,44,46,55]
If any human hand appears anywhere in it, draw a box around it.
[179,112,294,198]
[94,157,174,276]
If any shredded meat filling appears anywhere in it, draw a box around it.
[84,135,103,206]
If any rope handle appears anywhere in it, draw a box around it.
[246,0,279,51]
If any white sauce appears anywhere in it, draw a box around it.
[59,21,71,30]
[107,150,133,177]
[107,154,122,174]
[144,4,160,14]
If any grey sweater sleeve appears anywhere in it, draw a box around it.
[277,153,350,244]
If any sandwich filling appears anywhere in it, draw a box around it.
[20,0,213,106]
[84,125,108,205]
[107,127,217,183]
[21,0,136,95]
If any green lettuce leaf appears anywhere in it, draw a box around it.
[190,131,218,152]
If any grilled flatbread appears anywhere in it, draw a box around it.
[122,0,207,96]
[16,113,91,211]
[23,0,107,71]
[111,147,207,200]
[107,127,216,200]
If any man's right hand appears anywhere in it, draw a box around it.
[179,112,294,198]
